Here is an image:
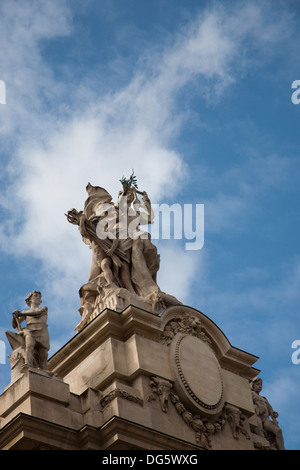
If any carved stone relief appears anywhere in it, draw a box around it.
[100,388,143,408]
[150,311,255,448]
[161,313,224,416]
[224,404,251,440]
[160,312,212,347]
[148,376,173,413]
[171,333,224,414]
[148,375,226,448]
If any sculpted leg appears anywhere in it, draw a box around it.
[24,335,35,367]
[120,263,136,294]
[38,347,48,370]
[264,420,285,450]
[101,258,114,284]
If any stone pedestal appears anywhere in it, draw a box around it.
[0,304,266,450]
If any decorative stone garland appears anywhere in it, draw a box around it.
[148,375,226,449]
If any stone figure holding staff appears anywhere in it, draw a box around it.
[7,290,50,371]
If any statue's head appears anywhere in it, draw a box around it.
[25,290,42,307]
[116,171,139,210]
[117,185,137,210]
[250,376,263,392]
[84,183,113,219]
[125,186,136,204]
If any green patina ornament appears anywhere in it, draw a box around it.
[119,170,138,189]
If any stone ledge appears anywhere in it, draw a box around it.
[98,415,206,451]
[48,304,260,383]
[0,412,207,450]
[48,306,162,377]
[0,412,79,450]
[0,369,70,419]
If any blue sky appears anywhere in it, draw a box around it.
[0,0,299,449]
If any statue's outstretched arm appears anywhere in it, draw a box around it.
[20,306,48,317]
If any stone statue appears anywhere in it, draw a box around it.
[66,173,181,329]
[250,377,285,450]
[6,291,50,379]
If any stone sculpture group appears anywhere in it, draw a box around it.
[66,176,181,329]
[4,176,285,450]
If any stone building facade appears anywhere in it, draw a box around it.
[0,303,282,450]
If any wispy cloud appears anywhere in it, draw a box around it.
[0,0,71,137]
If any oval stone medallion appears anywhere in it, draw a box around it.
[171,333,224,414]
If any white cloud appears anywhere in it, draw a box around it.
[0,0,71,137]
